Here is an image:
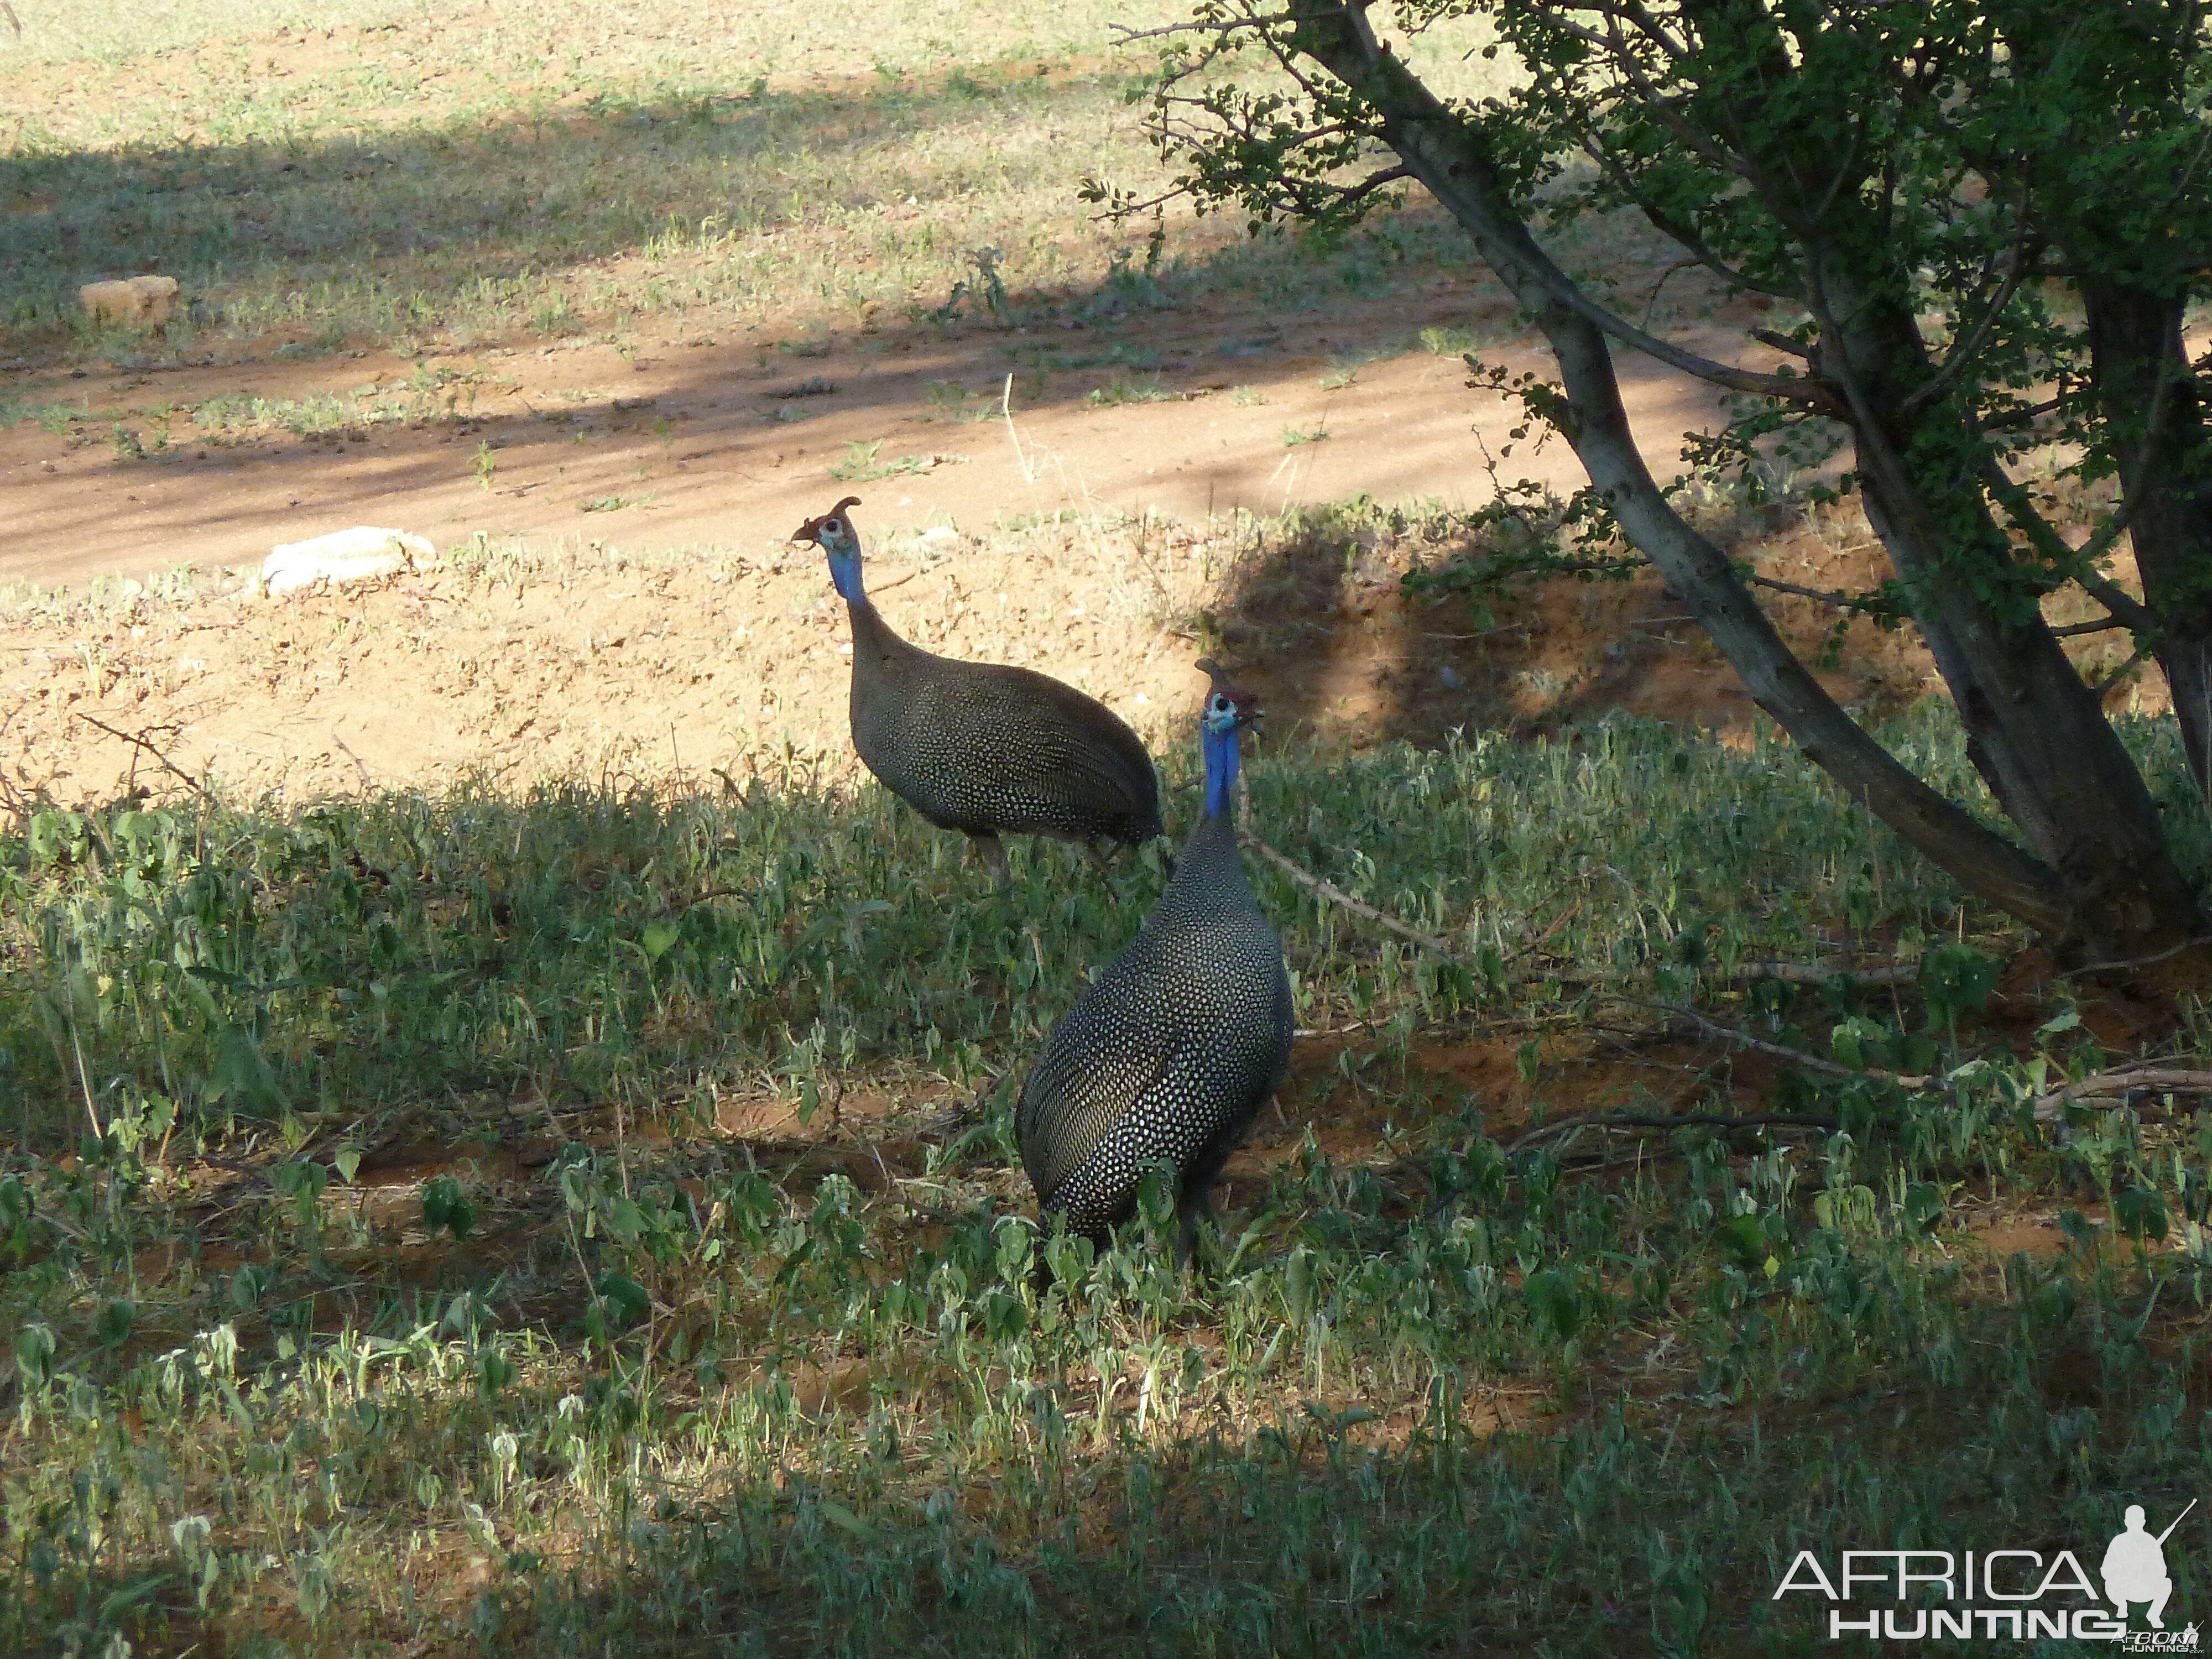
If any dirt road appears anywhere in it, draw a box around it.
[0,290,1752,591]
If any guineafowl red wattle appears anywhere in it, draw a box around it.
[789,497,1165,879]
[1017,660,1294,1269]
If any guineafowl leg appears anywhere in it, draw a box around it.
[970,833,1011,882]
[1174,1185,1216,1272]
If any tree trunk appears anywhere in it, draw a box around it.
[2081,278,2212,797]
[1283,0,2204,957]
[1801,258,2203,952]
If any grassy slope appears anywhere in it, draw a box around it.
[0,1,1524,369]
[3,712,2210,1655]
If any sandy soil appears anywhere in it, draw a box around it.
[0,465,1976,809]
[0,281,1755,590]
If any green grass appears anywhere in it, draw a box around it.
[828,439,967,482]
[0,1,1533,367]
[4,707,2211,1653]
[1083,372,1177,408]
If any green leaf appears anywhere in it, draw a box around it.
[206,1024,285,1116]
[478,1347,518,1398]
[1522,1267,1582,1342]
[817,1499,870,1539]
[1903,1182,1946,1234]
[2114,1185,2171,1244]
[2035,1007,2081,1042]
[773,1237,816,1286]
[1919,942,2000,1026]
[641,921,680,962]
[604,1197,646,1243]
[96,1297,137,1347]
[96,1571,171,1626]
[421,1175,477,1240]
[15,1323,55,1386]
[1714,1214,1769,1270]
[593,1270,651,1329]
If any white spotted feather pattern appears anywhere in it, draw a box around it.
[847,602,1162,847]
[1017,807,1293,1245]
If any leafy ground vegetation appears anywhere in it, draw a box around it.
[8,1,2212,1655]
[4,680,2212,1655]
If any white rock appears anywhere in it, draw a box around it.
[263,526,433,595]
[920,525,961,549]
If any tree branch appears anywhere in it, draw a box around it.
[2032,1066,2212,1124]
[2049,616,2130,639]
[1744,571,1897,617]
[1900,205,2042,414]
[1639,998,1933,1090]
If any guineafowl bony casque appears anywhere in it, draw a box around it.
[789,497,1164,879]
[1018,660,1295,1270]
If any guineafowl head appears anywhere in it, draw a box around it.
[790,495,867,603]
[1195,657,1260,816]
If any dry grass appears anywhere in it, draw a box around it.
[0,1,1525,367]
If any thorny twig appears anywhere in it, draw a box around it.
[1238,812,1933,1086]
[69,711,207,797]
[1240,786,2211,1124]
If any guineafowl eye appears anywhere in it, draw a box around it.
[1203,691,1241,732]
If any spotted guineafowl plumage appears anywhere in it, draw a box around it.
[1018,660,1293,1265]
[789,497,1164,878]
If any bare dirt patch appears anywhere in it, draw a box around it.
[0,289,1742,590]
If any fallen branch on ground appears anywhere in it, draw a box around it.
[1637,997,1934,1090]
[1508,1109,1838,1154]
[1238,782,1920,995]
[1725,959,1918,987]
[1239,831,1467,962]
[2063,936,2212,978]
[2032,1066,2212,1123]
[1236,804,1943,1091]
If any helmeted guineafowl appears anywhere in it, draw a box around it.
[789,497,1165,879]
[1017,659,1294,1268]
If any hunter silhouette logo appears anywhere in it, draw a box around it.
[2105,1502,2191,1630]
[1772,1499,2199,1644]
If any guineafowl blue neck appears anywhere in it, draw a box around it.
[1202,722,1240,818]
[826,548,865,604]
